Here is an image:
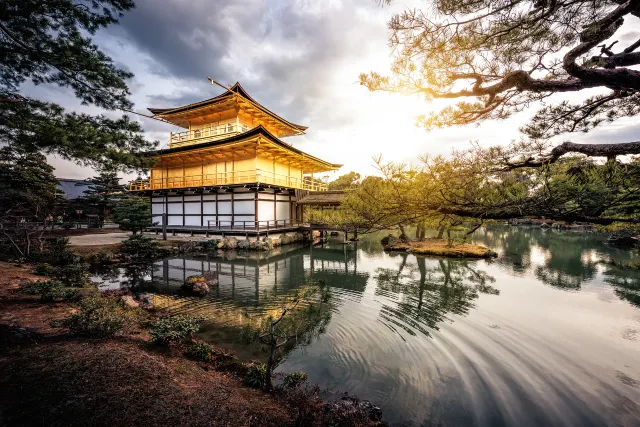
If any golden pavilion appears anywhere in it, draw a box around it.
[129,83,342,231]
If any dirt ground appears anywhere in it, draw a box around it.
[0,262,292,427]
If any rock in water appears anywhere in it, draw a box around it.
[182,274,217,296]
[381,234,400,248]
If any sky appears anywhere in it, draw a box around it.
[26,0,640,182]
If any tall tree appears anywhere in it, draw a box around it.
[362,0,640,164]
[0,0,156,170]
[0,146,59,257]
[79,168,126,219]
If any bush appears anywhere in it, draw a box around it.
[18,280,80,302]
[31,238,74,265]
[282,371,308,389]
[34,263,54,276]
[52,262,91,287]
[59,295,135,338]
[120,234,158,262]
[86,251,114,265]
[149,315,204,345]
[244,363,267,388]
[185,341,213,361]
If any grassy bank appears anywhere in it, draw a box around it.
[386,238,497,258]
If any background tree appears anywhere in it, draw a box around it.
[363,0,640,164]
[327,171,361,190]
[0,146,58,257]
[79,168,126,221]
[1,0,156,170]
[113,196,154,234]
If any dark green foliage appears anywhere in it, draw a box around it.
[59,295,135,338]
[0,146,58,219]
[149,315,205,345]
[185,341,213,361]
[53,262,91,287]
[77,168,125,220]
[34,263,54,276]
[86,251,115,265]
[36,238,75,266]
[119,234,159,262]
[282,371,308,389]
[243,363,267,389]
[18,280,80,302]
[0,147,59,259]
[1,0,157,170]
[113,197,154,234]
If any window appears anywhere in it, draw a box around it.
[227,123,234,133]
[241,125,249,132]
[194,129,201,138]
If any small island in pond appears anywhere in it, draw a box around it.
[382,236,497,259]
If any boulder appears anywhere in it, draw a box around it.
[280,233,293,245]
[121,295,140,309]
[182,273,218,297]
[224,236,238,249]
[380,234,401,248]
[237,239,250,250]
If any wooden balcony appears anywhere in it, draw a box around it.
[169,123,249,148]
[129,169,328,192]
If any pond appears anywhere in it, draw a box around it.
[94,226,640,427]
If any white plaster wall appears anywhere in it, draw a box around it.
[258,200,275,222]
[185,216,201,226]
[203,202,216,214]
[167,215,182,225]
[185,203,200,215]
[276,202,290,221]
[151,203,165,214]
[234,201,254,215]
[168,204,182,214]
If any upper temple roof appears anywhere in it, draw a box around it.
[148,82,308,137]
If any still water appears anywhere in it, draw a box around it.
[96,227,640,426]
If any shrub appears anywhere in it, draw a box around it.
[149,315,204,345]
[53,262,91,287]
[86,251,114,265]
[34,263,54,276]
[18,280,80,302]
[282,371,308,389]
[31,238,74,265]
[185,341,213,361]
[120,234,158,262]
[59,295,135,338]
[244,363,267,388]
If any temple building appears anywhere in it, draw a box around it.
[129,83,342,233]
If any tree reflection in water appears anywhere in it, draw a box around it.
[374,253,499,338]
[475,226,640,306]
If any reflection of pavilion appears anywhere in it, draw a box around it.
[150,244,369,308]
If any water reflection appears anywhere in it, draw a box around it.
[93,227,640,426]
[375,254,498,338]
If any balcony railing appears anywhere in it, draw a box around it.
[129,169,328,192]
[169,123,249,147]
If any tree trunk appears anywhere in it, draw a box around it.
[398,224,409,242]
[265,343,275,391]
[437,226,445,239]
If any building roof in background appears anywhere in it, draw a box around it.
[297,190,345,206]
[56,178,92,200]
